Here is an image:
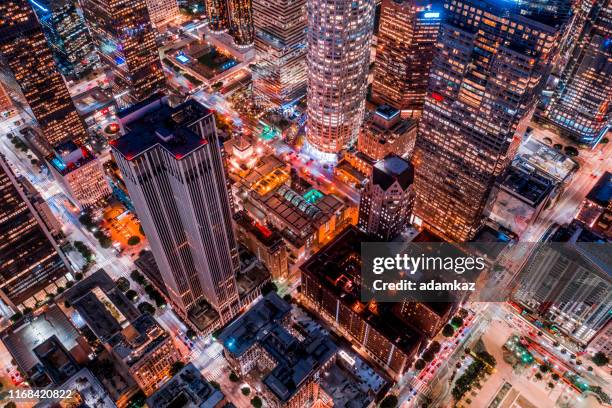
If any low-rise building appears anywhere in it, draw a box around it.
[576,171,611,239]
[218,293,337,408]
[358,105,417,161]
[47,141,111,209]
[146,363,226,408]
[300,226,425,380]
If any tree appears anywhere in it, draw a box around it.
[229,372,239,382]
[5,402,17,408]
[458,308,469,318]
[414,359,426,370]
[261,281,278,295]
[210,381,220,389]
[539,364,550,373]
[429,341,441,354]
[75,272,84,281]
[241,387,251,396]
[442,324,455,337]
[380,394,399,408]
[476,351,496,367]
[422,350,435,362]
[451,316,464,328]
[125,290,138,302]
[130,270,146,284]
[186,329,196,340]
[564,146,579,157]
[548,382,555,389]
[283,294,292,302]
[170,361,185,376]
[116,277,130,292]
[592,351,609,367]
[9,312,22,322]
[137,302,155,315]
[551,373,560,381]
[127,236,141,246]
[250,396,262,408]
[535,372,542,380]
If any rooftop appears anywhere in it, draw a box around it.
[107,314,169,366]
[47,141,97,176]
[372,155,414,190]
[146,363,225,408]
[300,226,424,354]
[586,171,612,207]
[516,136,577,182]
[500,162,555,206]
[112,97,211,161]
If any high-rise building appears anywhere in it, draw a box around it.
[80,0,166,107]
[0,0,88,147]
[46,141,112,210]
[206,0,230,32]
[30,0,98,80]
[544,0,611,146]
[358,155,415,240]
[371,0,440,117]
[252,0,307,106]
[412,0,567,241]
[111,96,241,326]
[228,0,254,46]
[358,105,418,161]
[305,0,375,159]
[144,0,180,28]
[0,155,71,309]
[0,80,15,117]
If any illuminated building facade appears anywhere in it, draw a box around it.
[372,0,440,117]
[108,314,181,396]
[80,0,166,107]
[0,80,15,117]
[0,0,88,147]
[358,155,415,240]
[252,0,307,106]
[544,0,611,146]
[358,105,418,161]
[412,0,566,241]
[300,226,424,380]
[47,141,112,209]
[112,96,240,326]
[30,0,99,80]
[206,0,230,32]
[228,0,254,46]
[0,155,71,308]
[305,0,375,157]
[144,0,180,28]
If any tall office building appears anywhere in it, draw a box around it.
[228,0,254,46]
[252,0,307,107]
[305,0,375,158]
[206,0,230,32]
[371,0,440,117]
[30,0,98,80]
[111,96,240,325]
[358,155,415,240]
[412,0,566,241]
[81,0,166,107]
[0,0,88,147]
[144,0,180,28]
[544,0,611,146]
[0,155,71,309]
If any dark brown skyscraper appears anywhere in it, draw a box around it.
[81,0,166,107]
[0,0,88,147]
[0,155,71,308]
[412,0,567,241]
[372,0,440,117]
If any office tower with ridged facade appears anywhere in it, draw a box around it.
[229,0,254,46]
[0,155,71,309]
[305,0,375,159]
[80,0,165,107]
[30,0,98,80]
[252,0,307,107]
[0,0,88,147]
[412,0,568,242]
[111,96,241,328]
[544,0,611,146]
[372,0,440,117]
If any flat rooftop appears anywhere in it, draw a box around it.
[112,97,211,161]
[586,171,611,207]
[108,314,169,366]
[500,162,555,206]
[372,154,414,190]
[300,226,423,354]
[516,137,577,182]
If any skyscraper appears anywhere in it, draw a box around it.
[111,96,240,325]
[252,0,307,107]
[143,0,180,28]
[228,0,254,46]
[412,0,567,241]
[0,0,88,147]
[81,0,166,107]
[544,0,611,146]
[305,0,375,159]
[371,0,440,117]
[358,155,415,240]
[206,0,231,32]
[0,155,71,309]
[30,0,98,80]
